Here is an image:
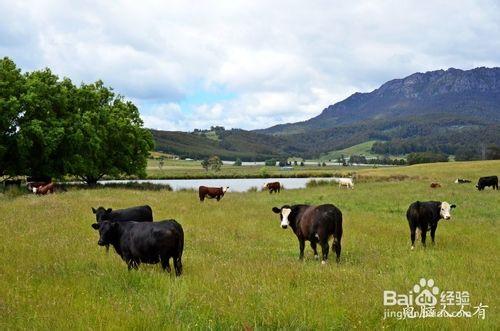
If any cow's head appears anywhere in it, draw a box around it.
[91,221,118,246]
[222,187,229,194]
[92,206,113,222]
[272,205,292,229]
[440,202,456,220]
[32,187,37,193]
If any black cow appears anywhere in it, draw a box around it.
[476,176,498,191]
[91,205,153,223]
[91,220,184,276]
[272,204,343,264]
[406,201,456,249]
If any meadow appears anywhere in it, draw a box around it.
[0,161,498,330]
[146,158,357,179]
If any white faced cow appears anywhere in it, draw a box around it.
[272,204,343,264]
[406,201,456,249]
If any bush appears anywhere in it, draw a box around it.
[407,152,449,165]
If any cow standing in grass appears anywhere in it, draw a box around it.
[92,220,184,276]
[476,176,498,190]
[272,204,343,264]
[91,205,153,223]
[406,201,456,249]
[338,178,354,189]
[264,182,281,194]
[198,186,228,201]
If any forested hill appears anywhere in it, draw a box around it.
[153,67,500,160]
[258,67,500,135]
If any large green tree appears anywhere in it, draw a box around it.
[0,57,24,176]
[16,68,76,177]
[65,81,153,185]
[0,57,153,184]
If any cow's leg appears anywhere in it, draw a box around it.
[320,239,329,264]
[430,225,437,245]
[298,239,305,260]
[173,257,183,276]
[216,195,220,201]
[410,225,416,249]
[421,229,427,247]
[310,241,318,259]
[333,236,341,263]
[161,257,171,273]
[127,259,138,270]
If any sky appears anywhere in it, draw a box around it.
[1,0,500,131]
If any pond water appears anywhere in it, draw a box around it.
[100,177,341,192]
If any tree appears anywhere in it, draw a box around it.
[201,155,223,172]
[158,157,165,169]
[0,57,24,177]
[16,68,75,178]
[486,145,500,160]
[201,159,210,171]
[233,158,242,166]
[407,152,449,165]
[64,81,154,185]
[209,156,223,172]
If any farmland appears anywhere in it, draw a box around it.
[0,161,498,329]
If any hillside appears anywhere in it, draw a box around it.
[152,67,500,160]
[259,67,500,135]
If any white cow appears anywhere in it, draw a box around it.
[337,178,354,189]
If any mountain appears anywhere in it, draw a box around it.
[258,67,500,135]
[152,67,500,160]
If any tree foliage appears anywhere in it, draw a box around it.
[0,57,153,185]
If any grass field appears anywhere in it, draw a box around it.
[0,161,498,329]
[319,140,379,160]
[146,158,360,179]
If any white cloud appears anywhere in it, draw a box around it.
[1,0,500,130]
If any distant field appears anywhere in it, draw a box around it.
[320,140,379,160]
[146,158,364,179]
[0,161,498,329]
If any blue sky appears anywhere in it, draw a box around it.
[1,0,500,131]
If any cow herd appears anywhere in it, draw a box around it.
[88,174,496,276]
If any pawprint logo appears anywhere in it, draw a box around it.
[413,278,440,306]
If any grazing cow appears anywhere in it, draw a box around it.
[430,182,441,188]
[264,182,281,194]
[272,204,343,264]
[337,178,354,189]
[34,182,55,195]
[198,186,229,201]
[91,205,153,223]
[454,178,471,184]
[406,201,456,249]
[91,220,184,276]
[476,176,498,191]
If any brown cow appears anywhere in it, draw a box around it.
[198,186,229,201]
[34,182,55,195]
[264,182,281,194]
[430,182,441,188]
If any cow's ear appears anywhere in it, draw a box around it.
[451,204,457,209]
[106,208,112,213]
[272,207,281,214]
[92,207,97,214]
[91,223,99,230]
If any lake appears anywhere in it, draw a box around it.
[100,177,341,192]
